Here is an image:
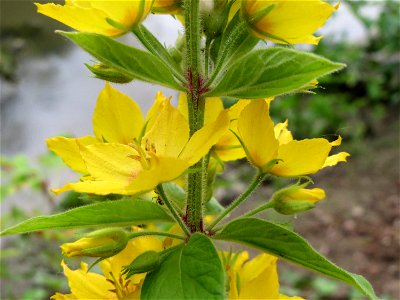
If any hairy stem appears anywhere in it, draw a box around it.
[184,0,206,233]
[157,185,191,236]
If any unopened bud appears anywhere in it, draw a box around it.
[271,185,326,215]
[152,0,183,14]
[86,63,134,84]
[61,228,129,258]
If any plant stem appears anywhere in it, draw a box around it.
[184,0,206,233]
[205,38,211,78]
[207,171,267,231]
[243,201,274,217]
[157,185,191,236]
[127,231,186,240]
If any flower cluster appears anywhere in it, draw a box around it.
[1,0,377,299]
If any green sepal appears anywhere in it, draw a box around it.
[207,47,345,98]
[1,199,173,236]
[141,233,225,299]
[122,250,160,279]
[214,217,377,299]
[58,31,183,90]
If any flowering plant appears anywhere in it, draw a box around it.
[2,0,377,299]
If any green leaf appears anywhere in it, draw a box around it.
[205,197,225,215]
[162,182,185,210]
[142,233,225,300]
[1,199,173,236]
[214,218,377,300]
[59,31,183,90]
[207,48,345,98]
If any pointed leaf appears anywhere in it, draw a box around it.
[1,199,173,235]
[142,233,225,299]
[207,48,345,98]
[59,31,183,90]
[214,218,377,300]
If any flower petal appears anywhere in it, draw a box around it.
[60,260,114,299]
[274,120,293,145]
[239,254,279,299]
[144,102,189,157]
[245,0,338,44]
[145,91,169,132]
[35,2,121,36]
[80,143,141,182]
[46,136,99,174]
[93,83,144,144]
[323,152,350,168]
[180,111,230,165]
[204,97,224,124]
[272,138,331,176]
[52,180,130,195]
[50,293,77,300]
[90,0,152,29]
[237,100,279,169]
[125,156,190,194]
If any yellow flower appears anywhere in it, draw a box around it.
[47,83,167,175]
[48,84,230,195]
[51,231,163,300]
[224,251,303,299]
[61,228,129,258]
[271,184,326,215]
[178,95,273,162]
[35,0,153,37]
[236,100,350,176]
[242,0,339,44]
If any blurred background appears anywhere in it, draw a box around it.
[1,0,399,299]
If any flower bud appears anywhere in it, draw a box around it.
[271,185,326,215]
[61,228,129,258]
[152,0,183,14]
[85,63,134,84]
[241,0,339,45]
[202,0,231,40]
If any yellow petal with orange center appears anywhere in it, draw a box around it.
[93,83,144,144]
[46,136,99,174]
